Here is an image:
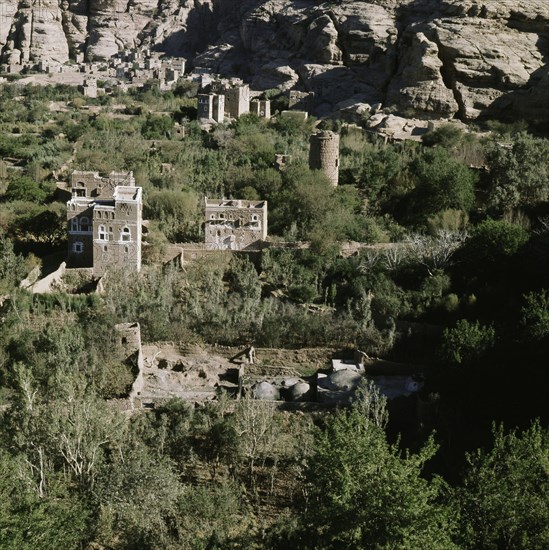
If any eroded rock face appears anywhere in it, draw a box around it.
[386,29,459,119]
[0,0,547,124]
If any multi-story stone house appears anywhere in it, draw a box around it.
[67,171,142,275]
[205,198,267,250]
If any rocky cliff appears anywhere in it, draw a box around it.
[1,0,547,123]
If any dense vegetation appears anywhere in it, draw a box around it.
[0,82,547,548]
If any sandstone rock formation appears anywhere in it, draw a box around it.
[0,0,547,124]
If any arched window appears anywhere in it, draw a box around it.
[122,227,131,242]
[252,214,258,221]
[98,225,107,240]
[80,216,90,232]
[71,218,78,231]
[73,182,86,197]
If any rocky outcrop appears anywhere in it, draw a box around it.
[386,29,459,119]
[0,0,547,124]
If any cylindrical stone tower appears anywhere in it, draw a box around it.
[309,130,340,186]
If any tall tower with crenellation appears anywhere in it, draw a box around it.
[309,130,340,186]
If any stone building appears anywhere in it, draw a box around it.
[250,99,271,119]
[224,85,250,119]
[309,130,340,186]
[209,81,250,119]
[67,171,142,276]
[197,93,225,123]
[82,76,98,98]
[205,198,267,250]
[162,57,186,73]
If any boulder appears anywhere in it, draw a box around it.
[253,381,280,401]
[302,14,342,64]
[288,382,311,402]
[329,369,362,392]
[252,62,299,91]
[319,370,362,392]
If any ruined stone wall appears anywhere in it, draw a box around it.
[70,171,135,200]
[71,171,102,196]
[114,322,144,408]
[309,130,340,186]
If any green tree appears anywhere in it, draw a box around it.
[141,113,173,139]
[457,219,529,279]
[11,205,66,246]
[145,189,199,241]
[0,450,91,550]
[4,366,126,495]
[457,422,549,549]
[4,175,47,203]
[0,232,27,293]
[520,289,549,341]
[279,384,457,549]
[422,123,466,149]
[486,133,549,210]
[439,319,496,367]
[409,148,477,223]
[94,444,183,548]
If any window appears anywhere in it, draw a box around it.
[80,216,90,232]
[122,227,131,242]
[72,241,83,254]
[71,218,78,231]
[98,225,107,240]
[124,245,129,253]
[252,214,258,221]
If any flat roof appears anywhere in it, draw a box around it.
[205,199,265,208]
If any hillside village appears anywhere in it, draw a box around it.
[0,1,547,548]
